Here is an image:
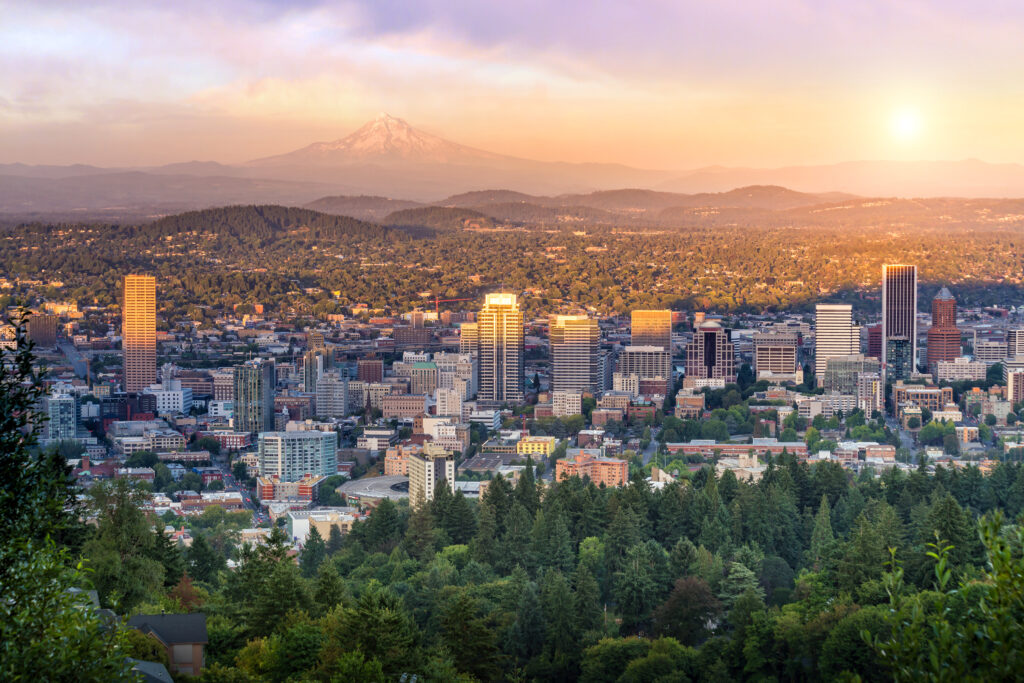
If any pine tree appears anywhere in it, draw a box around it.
[440,592,503,680]
[809,493,836,570]
[301,526,327,578]
[497,502,535,574]
[313,561,346,614]
[508,582,546,662]
[470,502,499,566]
[573,564,604,635]
[326,525,345,556]
[403,503,438,562]
[151,526,186,587]
[188,532,226,585]
[443,490,477,545]
[516,456,541,515]
[613,543,660,634]
[718,561,764,611]
[541,570,577,655]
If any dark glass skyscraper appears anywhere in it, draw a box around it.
[882,264,917,380]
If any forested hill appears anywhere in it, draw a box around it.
[382,206,497,231]
[142,205,406,242]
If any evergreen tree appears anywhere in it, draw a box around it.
[652,576,721,646]
[326,525,345,555]
[470,502,499,566]
[613,543,661,634]
[573,563,604,635]
[442,490,477,544]
[508,582,546,662]
[81,478,165,609]
[516,455,541,515]
[313,561,346,614]
[300,526,327,578]
[809,493,836,570]
[718,562,764,611]
[440,592,503,680]
[497,502,535,574]
[404,503,439,562]
[152,526,186,586]
[188,532,226,585]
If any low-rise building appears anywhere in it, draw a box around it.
[516,435,557,457]
[555,452,629,487]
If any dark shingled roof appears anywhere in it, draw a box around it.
[127,613,208,645]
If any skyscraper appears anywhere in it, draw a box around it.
[631,310,672,352]
[122,274,156,392]
[684,321,736,382]
[302,349,326,393]
[550,314,600,393]
[234,359,276,433]
[882,264,918,380]
[477,293,524,404]
[316,371,348,418]
[459,322,479,356]
[815,304,859,381]
[926,287,960,371]
[258,430,337,481]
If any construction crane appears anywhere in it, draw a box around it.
[426,296,474,313]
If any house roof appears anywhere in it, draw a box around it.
[128,659,175,683]
[127,613,208,645]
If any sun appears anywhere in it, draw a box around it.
[890,108,922,142]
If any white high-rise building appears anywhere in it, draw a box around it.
[815,304,860,381]
[315,371,348,418]
[258,431,337,481]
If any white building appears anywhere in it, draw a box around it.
[258,430,338,481]
[935,356,986,382]
[814,304,859,381]
[552,390,583,417]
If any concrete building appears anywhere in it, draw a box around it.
[823,354,880,395]
[143,375,193,415]
[556,452,628,487]
[42,392,78,442]
[882,264,918,380]
[517,435,557,457]
[233,359,275,433]
[630,309,672,352]
[684,321,736,383]
[815,304,859,381]
[382,394,429,419]
[408,443,455,506]
[552,389,583,417]
[410,362,439,395]
[892,382,954,413]
[477,293,524,404]
[857,372,885,415]
[935,356,986,383]
[302,349,327,393]
[753,332,801,382]
[258,430,338,481]
[459,321,479,356]
[975,340,1008,364]
[1006,371,1024,405]
[550,314,600,393]
[356,358,383,383]
[315,371,348,418]
[27,313,58,348]
[122,274,156,392]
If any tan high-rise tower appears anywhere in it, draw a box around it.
[631,310,672,352]
[478,293,524,404]
[122,275,156,392]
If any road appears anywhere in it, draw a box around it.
[337,474,410,501]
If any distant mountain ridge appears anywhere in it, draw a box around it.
[5,114,1024,215]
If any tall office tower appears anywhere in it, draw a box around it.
[1007,328,1024,359]
[122,275,156,392]
[408,444,455,507]
[684,321,736,382]
[356,358,384,383]
[410,362,439,395]
[258,430,337,481]
[410,309,425,329]
[866,324,882,359]
[315,371,348,418]
[752,332,800,381]
[302,350,326,393]
[882,264,918,380]
[814,304,859,381]
[926,287,960,371]
[459,322,479,355]
[631,310,672,352]
[550,314,600,393]
[234,359,276,433]
[28,313,58,348]
[477,293,524,404]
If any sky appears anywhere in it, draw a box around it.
[2,0,1024,169]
